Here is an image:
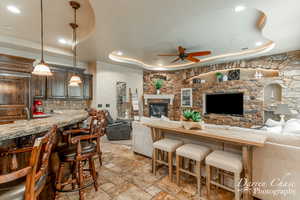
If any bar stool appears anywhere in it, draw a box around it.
[176,144,210,194]
[55,113,107,200]
[0,125,57,200]
[153,138,183,181]
[205,150,243,200]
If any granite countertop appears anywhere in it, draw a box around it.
[0,110,88,141]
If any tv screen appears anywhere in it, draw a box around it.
[205,93,244,116]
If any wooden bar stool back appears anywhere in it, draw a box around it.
[55,111,107,200]
[63,109,107,166]
[0,125,57,200]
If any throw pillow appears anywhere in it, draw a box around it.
[282,119,300,134]
[265,119,282,127]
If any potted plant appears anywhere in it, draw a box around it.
[153,79,163,94]
[181,109,203,130]
[215,72,223,82]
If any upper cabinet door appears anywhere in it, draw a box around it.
[0,76,30,121]
[47,69,67,99]
[0,54,33,122]
[83,74,93,100]
[67,72,83,99]
[32,75,46,99]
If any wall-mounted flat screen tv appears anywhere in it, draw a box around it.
[205,93,244,116]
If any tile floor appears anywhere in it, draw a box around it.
[57,142,235,200]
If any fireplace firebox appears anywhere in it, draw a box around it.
[149,103,168,118]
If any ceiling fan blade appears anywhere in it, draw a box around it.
[158,54,179,56]
[186,57,200,63]
[171,57,181,63]
[178,46,185,54]
[187,51,211,57]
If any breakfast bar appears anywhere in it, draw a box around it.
[143,122,267,200]
[0,110,88,142]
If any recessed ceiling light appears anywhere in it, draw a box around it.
[58,38,67,44]
[256,41,263,46]
[7,5,21,14]
[235,5,245,12]
[116,51,123,56]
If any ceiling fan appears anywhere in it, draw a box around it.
[158,46,211,63]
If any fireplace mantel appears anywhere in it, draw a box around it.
[144,94,175,105]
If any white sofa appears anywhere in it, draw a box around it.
[132,117,300,200]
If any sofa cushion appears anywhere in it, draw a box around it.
[282,119,300,135]
[265,119,282,127]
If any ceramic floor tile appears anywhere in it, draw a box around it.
[145,185,162,196]
[114,184,152,200]
[62,142,235,200]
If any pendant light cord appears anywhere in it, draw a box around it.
[73,6,77,68]
[40,0,44,62]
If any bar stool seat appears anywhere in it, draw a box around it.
[0,175,46,200]
[176,144,210,195]
[206,150,242,173]
[153,138,183,152]
[152,138,183,181]
[176,144,210,161]
[205,150,243,200]
[58,141,96,161]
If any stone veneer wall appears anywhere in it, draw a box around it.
[42,100,90,113]
[143,50,300,128]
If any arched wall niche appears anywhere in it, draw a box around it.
[264,83,283,105]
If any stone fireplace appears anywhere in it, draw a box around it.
[149,103,168,118]
[143,94,175,119]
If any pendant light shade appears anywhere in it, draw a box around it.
[69,75,82,84]
[32,61,52,76]
[69,1,81,86]
[69,81,79,87]
[32,0,52,76]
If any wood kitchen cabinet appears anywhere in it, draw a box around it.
[0,54,34,122]
[83,74,93,100]
[46,68,68,99]
[32,75,46,99]
[44,66,93,100]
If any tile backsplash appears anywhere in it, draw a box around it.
[42,100,89,113]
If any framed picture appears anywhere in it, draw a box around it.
[181,88,193,107]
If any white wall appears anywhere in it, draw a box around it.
[92,61,143,119]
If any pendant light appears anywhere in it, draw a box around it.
[69,1,82,86]
[32,0,52,76]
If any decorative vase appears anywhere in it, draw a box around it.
[217,76,223,82]
[181,121,203,130]
[156,89,160,94]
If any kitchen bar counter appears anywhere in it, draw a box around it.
[143,122,267,200]
[0,110,88,141]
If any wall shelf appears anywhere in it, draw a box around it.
[186,68,280,83]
